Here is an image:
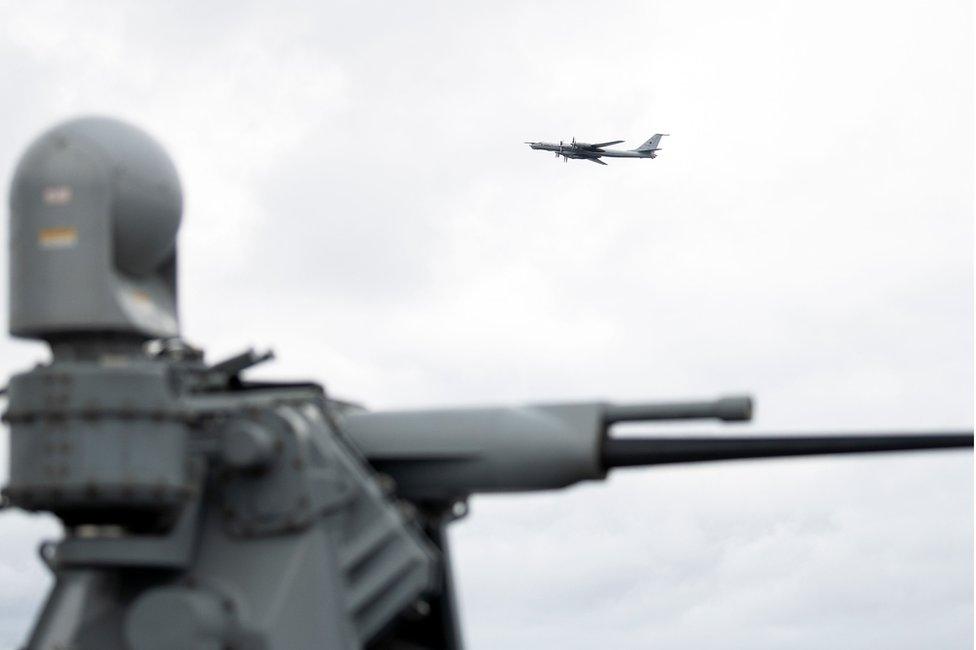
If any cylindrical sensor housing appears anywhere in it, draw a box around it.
[2,362,190,531]
[8,116,182,341]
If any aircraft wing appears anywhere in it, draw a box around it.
[590,140,624,148]
[587,157,608,165]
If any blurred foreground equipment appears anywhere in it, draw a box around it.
[3,118,971,650]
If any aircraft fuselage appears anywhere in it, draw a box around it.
[527,142,652,159]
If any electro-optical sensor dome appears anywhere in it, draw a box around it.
[9,116,182,341]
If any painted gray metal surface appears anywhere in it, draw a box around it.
[9,117,180,340]
[9,355,439,650]
[341,403,608,500]
[341,396,756,500]
[5,360,189,523]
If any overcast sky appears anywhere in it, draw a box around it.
[0,1,972,648]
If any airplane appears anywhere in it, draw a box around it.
[525,134,668,164]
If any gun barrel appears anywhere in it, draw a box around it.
[602,432,974,468]
[209,348,274,376]
[604,395,753,424]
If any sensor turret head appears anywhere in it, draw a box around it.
[8,116,181,343]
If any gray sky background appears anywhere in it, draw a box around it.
[0,1,972,648]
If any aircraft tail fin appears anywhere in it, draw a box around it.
[634,133,668,156]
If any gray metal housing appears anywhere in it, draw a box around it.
[341,403,607,500]
[9,117,181,340]
[10,363,438,650]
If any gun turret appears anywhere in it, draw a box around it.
[2,117,971,650]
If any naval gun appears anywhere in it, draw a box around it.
[1,117,971,650]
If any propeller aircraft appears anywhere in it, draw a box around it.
[525,133,667,164]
